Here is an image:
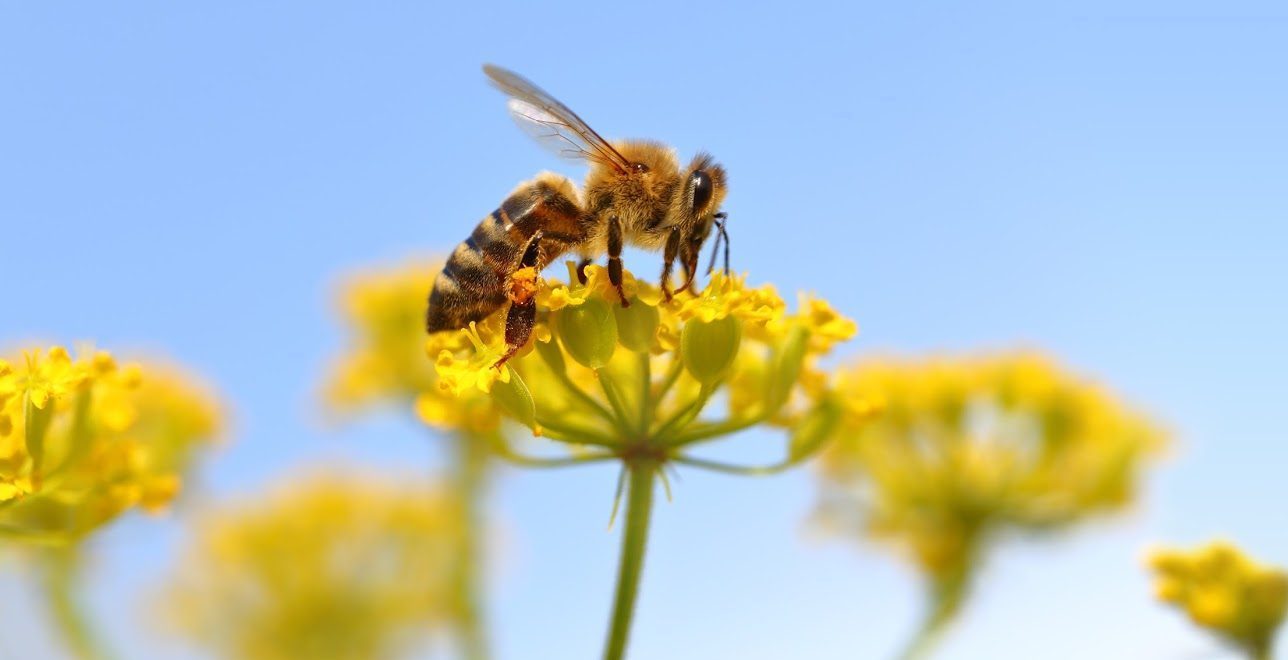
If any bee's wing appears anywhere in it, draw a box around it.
[484,64,633,174]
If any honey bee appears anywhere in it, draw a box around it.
[426,65,730,366]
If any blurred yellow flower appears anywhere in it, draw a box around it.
[162,472,471,660]
[12,347,87,410]
[0,345,222,544]
[815,352,1167,657]
[322,259,501,434]
[1147,541,1286,659]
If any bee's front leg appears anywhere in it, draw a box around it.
[673,241,701,296]
[494,230,544,369]
[606,216,630,307]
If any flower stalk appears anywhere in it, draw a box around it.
[604,459,657,660]
[452,432,491,660]
[42,549,111,660]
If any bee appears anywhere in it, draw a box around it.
[426,65,730,366]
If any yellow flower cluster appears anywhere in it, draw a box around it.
[428,263,857,462]
[162,472,470,660]
[323,260,500,434]
[815,352,1166,649]
[0,346,221,544]
[1147,541,1287,659]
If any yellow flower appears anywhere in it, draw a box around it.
[797,296,858,353]
[434,320,513,395]
[815,352,1167,654]
[0,358,16,408]
[322,260,443,408]
[0,345,223,543]
[160,471,472,660]
[1146,541,1287,659]
[432,261,856,465]
[14,347,87,410]
[429,263,859,660]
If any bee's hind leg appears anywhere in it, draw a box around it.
[494,231,544,369]
[606,216,630,307]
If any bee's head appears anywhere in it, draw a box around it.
[671,153,731,279]
[678,153,727,246]
[681,153,727,231]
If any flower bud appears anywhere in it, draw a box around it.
[681,315,741,385]
[613,297,659,353]
[788,396,840,463]
[490,367,536,429]
[765,324,810,411]
[555,298,618,369]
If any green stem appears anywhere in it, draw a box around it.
[493,447,617,468]
[534,416,620,448]
[42,549,109,660]
[636,352,652,436]
[602,460,657,660]
[595,368,634,432]
[672,455,791,476]
[1247,639,1273,660]
[665,411,769,448]
[651,382,718,441]
[652,357,684,405]
[899,556,973,660]
[452,434,490,660]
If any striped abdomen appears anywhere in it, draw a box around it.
[426,175,585,333]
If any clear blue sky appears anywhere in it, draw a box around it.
[2,2,1286,658]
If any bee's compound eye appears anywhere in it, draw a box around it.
[691,170,713,211]
[632,162,650,174]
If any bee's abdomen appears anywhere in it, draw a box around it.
[426,174,586,334]
[426,209,515,333]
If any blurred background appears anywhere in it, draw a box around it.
[2,1,1286,658]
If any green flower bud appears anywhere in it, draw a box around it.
[788,396,841,463]
[613,297,659,353]
[765,324,810,412]
[681,315,741,385]
[490,367,536,429]
[555,298,618,369]
[24,397,55,474]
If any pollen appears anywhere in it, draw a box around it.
[507,266,540,304]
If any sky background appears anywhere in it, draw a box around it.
[2,1,1287,658]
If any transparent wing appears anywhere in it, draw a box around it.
[484,64,632,174]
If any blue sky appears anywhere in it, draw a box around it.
[2,1,1286,658]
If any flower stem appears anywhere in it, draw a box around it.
[596,368,634,432]
[636,352,652,436]
[453,433,491,660]
[603,459,657,660]
[42,549,110,660]
[672,454,792,476]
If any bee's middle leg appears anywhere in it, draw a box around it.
[494,230,544,369]
[606,216,629,307]
[660,229,681,302]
